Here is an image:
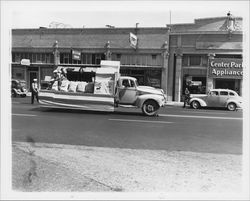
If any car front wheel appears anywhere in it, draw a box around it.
[227,102,236,111]
[191,100,200,109]
[142,100,160,116]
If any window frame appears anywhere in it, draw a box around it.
[220,91,229,96]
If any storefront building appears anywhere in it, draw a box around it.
[12,13,243,101]
[167,13,243,101]
[12,27,170,93]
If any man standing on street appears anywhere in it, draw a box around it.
[31,79,39,104]
[183,87,190,108]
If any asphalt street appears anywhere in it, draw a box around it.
[11,97,243,154]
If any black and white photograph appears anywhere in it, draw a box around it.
[1,0,249,200]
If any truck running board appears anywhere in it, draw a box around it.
[118,104,137,108]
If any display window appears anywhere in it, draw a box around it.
[12,67,25,80]
[120,68,161,88]
[183,74,206,94]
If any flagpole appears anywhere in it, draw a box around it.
[170,10,171,25]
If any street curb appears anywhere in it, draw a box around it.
[165,102,184,107]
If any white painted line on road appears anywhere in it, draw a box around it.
[159,114,242,120]
[12,113,37,117]
[109,118,173,124]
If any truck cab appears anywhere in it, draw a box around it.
[116,76,166,116]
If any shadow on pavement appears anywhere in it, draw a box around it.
[36,107,144,117]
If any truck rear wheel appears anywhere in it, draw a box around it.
[142,100,159,116]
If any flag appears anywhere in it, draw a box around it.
[129,32,138,49]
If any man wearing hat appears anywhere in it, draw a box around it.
[31,78,39,104]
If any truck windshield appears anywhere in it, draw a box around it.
[134,80,138,87]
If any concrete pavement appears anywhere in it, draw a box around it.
[12,141,242,193]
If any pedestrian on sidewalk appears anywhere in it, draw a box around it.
[31,79,39,104]
[183,87,190,108]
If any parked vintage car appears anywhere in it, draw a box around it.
[189,89,242,111]
[11,79,27,97]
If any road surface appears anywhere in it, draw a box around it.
[12,97,243,154]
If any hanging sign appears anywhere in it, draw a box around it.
[208,58,243,79]
[72,50,81,60]
[21,59,30,66]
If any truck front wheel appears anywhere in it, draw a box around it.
[142,100,160,116]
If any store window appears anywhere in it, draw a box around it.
[146,70,161,88]
[12,52,53,64]
[189,56,201,66]
[40,68,54,81]
[120,68,161,88]
[201,56,208,66]
[182,55,208,67]
[80,53,105,65]
[183,74,206,94]
[182,55,189,66]
[13,53,21,62]
[92,54,105,64]
[120,54,161,67]
[60,53,70,64]
[116,54,121,60]
[152,55,157,60]
[12,67,25,80]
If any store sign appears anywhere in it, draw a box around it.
[21,59,30,66]
[208,58,243,79]
[72,50,81,60]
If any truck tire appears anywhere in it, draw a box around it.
[142,100,159,116]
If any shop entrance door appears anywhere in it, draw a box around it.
[215,79,235,90]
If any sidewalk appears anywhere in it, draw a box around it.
[165,101,184,107]
[12,141,242,193]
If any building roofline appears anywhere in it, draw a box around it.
[166,16,243,27]
[194,16,243,21]
[12,27,170,31]
[169,31,243,35]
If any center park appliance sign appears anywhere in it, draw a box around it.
[208,58,243,79]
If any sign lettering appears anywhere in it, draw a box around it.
[208,58,243,79]
[72,50,81,60]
